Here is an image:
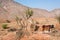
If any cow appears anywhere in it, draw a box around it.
[30,21,40,33]
[34,25,39,31]
[42,25,54,32]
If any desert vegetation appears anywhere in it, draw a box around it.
[2,23,8,29]
[15,8,34,40]
[55,14,60,24]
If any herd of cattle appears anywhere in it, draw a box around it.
[30,23,55,33]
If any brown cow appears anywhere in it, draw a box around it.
[42,25,54,32]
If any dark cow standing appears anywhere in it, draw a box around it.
[34,22,40,31]
[30,22,40,32]
[42,25,54,32]
[34,25,39,31]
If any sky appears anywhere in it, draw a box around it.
[14,0,60,11]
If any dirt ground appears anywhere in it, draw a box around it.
[0,18,60,40]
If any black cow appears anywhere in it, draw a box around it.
[34,25,39,31]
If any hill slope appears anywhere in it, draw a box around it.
[0,0,60,22]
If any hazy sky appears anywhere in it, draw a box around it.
[14,0,60,11]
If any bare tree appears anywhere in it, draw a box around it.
[15,8,33,40]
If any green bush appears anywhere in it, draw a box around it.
[26,8,33,19]
[2,24,8,29]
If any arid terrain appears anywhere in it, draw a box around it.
[0,0,60,40]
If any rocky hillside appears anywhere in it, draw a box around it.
[0,0,28,22]
[0,0,60,23]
